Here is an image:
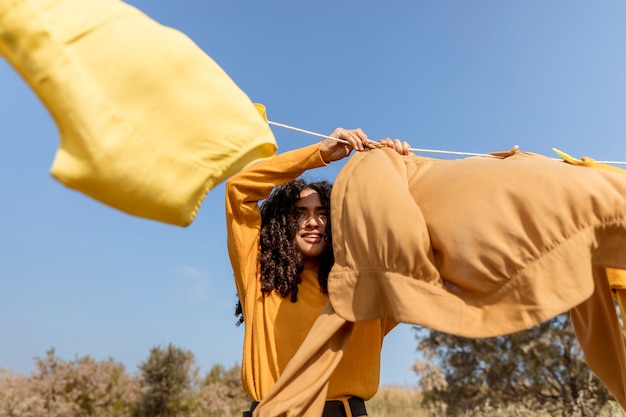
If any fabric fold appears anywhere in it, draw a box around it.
[253,303,354,417]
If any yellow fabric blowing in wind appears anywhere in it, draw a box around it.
[0,0,277,226]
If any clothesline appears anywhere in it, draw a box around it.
[267,120,626,165]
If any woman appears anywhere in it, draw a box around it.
[226,128,406,417]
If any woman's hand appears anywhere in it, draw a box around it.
[319,127,370,163]
[378,137,412,156]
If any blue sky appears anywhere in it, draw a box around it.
[1,1,626,387]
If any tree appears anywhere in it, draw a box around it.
[135,344,195,417]
[0,348,139,417]
[195,364,249,417]
[0,348,251,417]
[412,314,613,416]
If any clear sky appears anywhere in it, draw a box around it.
[1,1,626,387]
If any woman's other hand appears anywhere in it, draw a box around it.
[378,137,412,156]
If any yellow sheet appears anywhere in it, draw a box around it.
[0,0,277,226]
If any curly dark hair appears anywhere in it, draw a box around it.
[235,179,334,325]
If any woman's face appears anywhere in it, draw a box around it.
[294,188,328,259]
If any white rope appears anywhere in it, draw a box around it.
[268,121,495,158]
[267,120,626,165]
[268,121,350,145]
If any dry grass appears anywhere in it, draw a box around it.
[365,386,626,417]
[366,385,430,417]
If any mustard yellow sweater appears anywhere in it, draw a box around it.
[226,143,394,402]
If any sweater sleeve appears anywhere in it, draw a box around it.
[225,143,328,301]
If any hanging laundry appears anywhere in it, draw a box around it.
[254,147,626,417]
[0,0,276,226]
